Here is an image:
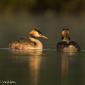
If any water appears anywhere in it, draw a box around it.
[0,49,85,85]
[0,10,84,85]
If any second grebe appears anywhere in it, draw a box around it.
[57,28,80,52]
[9,27,48,50]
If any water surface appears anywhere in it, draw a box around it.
[0,49,85,85]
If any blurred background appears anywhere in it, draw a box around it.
[0,0,85,49]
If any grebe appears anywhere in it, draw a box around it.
[9,28,48,50]
[57,28,80,52]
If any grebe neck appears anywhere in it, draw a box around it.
[29,37,43,49]
[62,37,70,43]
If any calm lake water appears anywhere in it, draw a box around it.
[0,10,85,85]
[0,48,85,85]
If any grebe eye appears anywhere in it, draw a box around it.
[34,28,43,35]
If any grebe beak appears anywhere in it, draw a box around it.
[41,35,48,39]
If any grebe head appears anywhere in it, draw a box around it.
[61,27,70,41]
[29,27,48,39]
[61,28,70,38]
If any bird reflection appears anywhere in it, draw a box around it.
[29,50,42,85]
[10,50,43,85]
[57,52,76,85]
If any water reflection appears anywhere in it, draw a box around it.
[29,50,42,85]
[10,49,43,85]
[57,52,77,85]
[0,49,85,85]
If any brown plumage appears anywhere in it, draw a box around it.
[9,27,48,50]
